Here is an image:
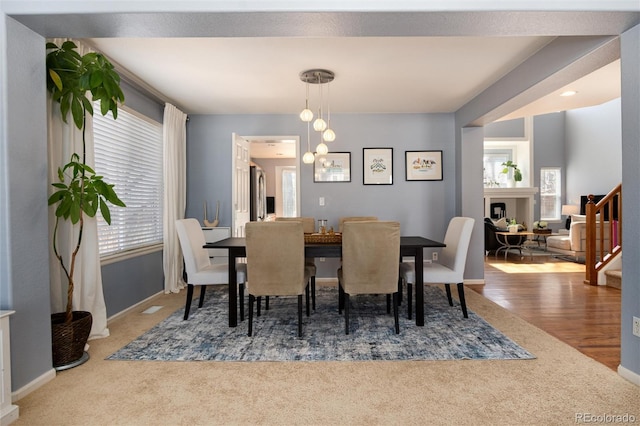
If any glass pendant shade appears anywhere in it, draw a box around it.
[316,142,328,155]
[313,118,327,132]
[300,108,313,122]
[322,128,336,142]
[302,151,315,164]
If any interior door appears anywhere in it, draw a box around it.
[232,133,250,237]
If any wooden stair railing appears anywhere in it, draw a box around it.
[584,184,622,285]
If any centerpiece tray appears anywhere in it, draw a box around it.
[304,233,342,244]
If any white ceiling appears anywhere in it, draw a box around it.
[86,35,621,158]
[89,36,620,117]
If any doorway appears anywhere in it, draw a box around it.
[231,135,300,235]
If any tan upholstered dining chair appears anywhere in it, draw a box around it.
[338,221,401,334]
[175,218,247,320]
[399,216,475,319]
[338,216,378,232]
[245,221,311,337]
[275,217,317,310]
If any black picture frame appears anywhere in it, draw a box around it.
[313,152,351,182]
[405,150,443,181]
[363,148,393,185]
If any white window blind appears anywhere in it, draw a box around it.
[93,105,163,257]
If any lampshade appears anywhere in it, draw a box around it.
[561,204,579,215]
[302,151,315,164]
[313,117,327,132]
[299,108,313,122]
[323,128,336,142]
[316,142,328,155]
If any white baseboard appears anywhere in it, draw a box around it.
[618,365,640,386]
[12,367,56,402]
[1,403,19,425]
[106,290,165,323]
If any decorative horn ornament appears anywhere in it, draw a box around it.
[204,200,220,228]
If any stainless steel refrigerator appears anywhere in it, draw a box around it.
[250,165,267,221]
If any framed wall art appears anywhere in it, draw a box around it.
[363,148,393,185]
[314,152,351,182]
[405,150,443,181]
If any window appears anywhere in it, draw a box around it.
[93,105,163,259]
[483,149,512,187]
[540,167,561,221]
[275,166,297,217]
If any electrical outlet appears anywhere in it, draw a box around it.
[432,252,438,262]
[633,316,640,337]
[319,197,325,206]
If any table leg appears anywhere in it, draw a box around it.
[228,251,238,327]
[415,249,424,326]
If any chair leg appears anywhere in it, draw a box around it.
[457,283,468,318]
[298,294,303,338]
[386,294,391,314]
[248,295,255,336]
[257,296,262,317]
[311,276,316,311]
[397,276,403,306]
[407,282,413,320]
[239,283,245,321]
[445,284,454,306]
[393,292,400,334]
[198,285,206,308]
[305,283,310,317]
[265,296,270,311]
[338,282,345,314]
[344,293,350,335]
[183,284,194,320]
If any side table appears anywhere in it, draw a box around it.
[495,231,534,259]
[532,228,552,250]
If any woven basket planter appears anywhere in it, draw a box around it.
[51,311,92,368]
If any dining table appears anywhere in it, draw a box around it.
[204,235,445,327]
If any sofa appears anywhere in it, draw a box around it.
[546,214,611,260]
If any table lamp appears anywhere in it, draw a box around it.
[561,204,580,229]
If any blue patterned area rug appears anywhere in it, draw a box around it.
[107,286,534,362]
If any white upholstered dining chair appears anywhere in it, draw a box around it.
[338,221,401,334]
[399,216,475,319]
[175,218,247,320]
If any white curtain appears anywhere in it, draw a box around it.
[47,39,109,340]
[162,103,187,293]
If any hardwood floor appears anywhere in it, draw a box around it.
[466,253,621,370]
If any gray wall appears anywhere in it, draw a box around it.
[565,98,623,205]
[620,23,640,377]
[1,16,53,389]
[187,113,456,277]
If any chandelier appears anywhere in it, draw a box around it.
[300,69,335,164]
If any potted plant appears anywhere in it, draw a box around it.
[46,41,125,368]
[501,160,522,186]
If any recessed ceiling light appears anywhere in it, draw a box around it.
[560,90,578,97]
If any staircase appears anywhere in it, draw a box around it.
[584,184,622,286]
[604,269,622,289]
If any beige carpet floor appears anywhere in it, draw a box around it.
[13,286,639,425]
